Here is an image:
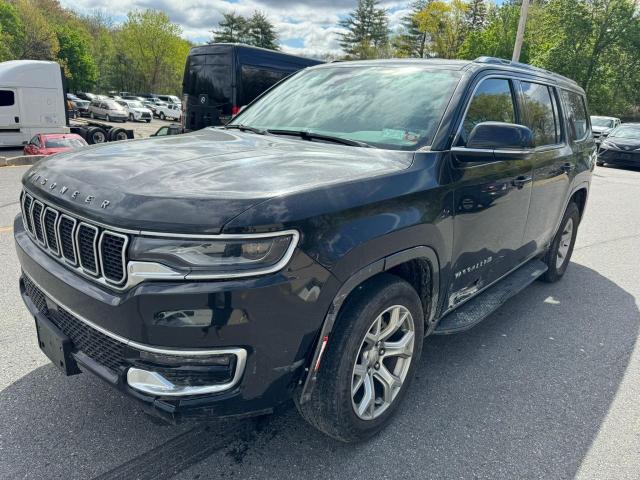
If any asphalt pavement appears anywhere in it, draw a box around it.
[0,164,639,479]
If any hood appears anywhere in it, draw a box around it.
[23,129,413,234]
[592,126,612,134]
[603,137,640,149]
[130,107,151,114]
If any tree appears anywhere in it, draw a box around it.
[338,0,389,59]
[466,0,488,31]
[116,10,191,94]
[415,0,469,58]
[394,0,430,58]
[212,12,248,43]
[0,1,25,61]
[246,11,279,50]
[14,0,59,60]
[56,26,98,92]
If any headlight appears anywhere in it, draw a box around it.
[130,231,299,278]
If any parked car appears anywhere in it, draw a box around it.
[590,115,621,144]
[23,133,87,155]
[123,95,147,103]
[75,92,95,101]
[88,99,128,122]
[151,123,183,136]
[15,57,594,443]
[155,103,181,121]
[183,43,322,129]
[596,123,640,167]
[117,100,153,123]
[156,94,181,106]
[71,99,90,116]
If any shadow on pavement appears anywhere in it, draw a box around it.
[1,263,638,479]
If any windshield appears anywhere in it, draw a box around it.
[44,137,86,149]
[127,101,144,108]
[609,126,640,139]
[591,117,615,128]
[231,65,462,150]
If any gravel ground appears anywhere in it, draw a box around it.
[0,164,639,480]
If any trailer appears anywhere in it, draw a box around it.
[0,60,68,147]
[69,119,134,144]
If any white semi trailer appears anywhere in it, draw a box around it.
[0,60,71,147]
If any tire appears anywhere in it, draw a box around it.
[108,127,128,142]
[540,202,580,283]
[90,111,95,119]
[105,114,111,122]
[296,273,424,442]
[146,119,151,123]
[596,160,605,166]
[86,126,108,145]
[160,112,165,120]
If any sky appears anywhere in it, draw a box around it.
[60,0,414,58]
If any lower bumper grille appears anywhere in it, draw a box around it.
[23,275,126,372]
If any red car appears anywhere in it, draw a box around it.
[23,133,88,156]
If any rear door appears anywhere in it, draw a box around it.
[519,80,574,249]
[447,76,534,309]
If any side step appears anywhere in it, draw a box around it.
[433,259,548,335]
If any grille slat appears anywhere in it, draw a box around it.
[43,208,59,255]
[31,201,45,244]
[21,190,129,287]
[77,223,99,275]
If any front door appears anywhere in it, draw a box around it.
[447,77,534,309]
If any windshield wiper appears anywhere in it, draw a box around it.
[224,124,268,135]
[266,129,372,148]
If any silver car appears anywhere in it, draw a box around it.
[88,100,128,122]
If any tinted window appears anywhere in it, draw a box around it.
[520,82,557,146]
[44,138,86,148]
[0,90,15,107]
[233,66,462,151]
[30,136,40,147]
[562,90,589,140]
[240,66,290,106]
[155,127,169,136]
[183,52,232,106]
[459,78,516,146]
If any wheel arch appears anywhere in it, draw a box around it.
[298,245,440,404]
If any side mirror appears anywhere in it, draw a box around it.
[467,122,534,150]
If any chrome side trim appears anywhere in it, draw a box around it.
[98,231,129,285]
[76,222,100,276]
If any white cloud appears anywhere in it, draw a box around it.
[61,0,410,57]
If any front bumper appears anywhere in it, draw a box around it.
[598,147,640,167]
[14,216,337,422]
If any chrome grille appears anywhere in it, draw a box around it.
[20,190,129,287]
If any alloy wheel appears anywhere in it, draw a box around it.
[351,305,415,420]
[556,217,574,269]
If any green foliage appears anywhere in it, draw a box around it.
[394,0,429,58]
[211,10,279,50]
[55,26,97,92]
[0,1,25,61]
[338,0,389,59]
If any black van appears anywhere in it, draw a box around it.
[182,43,321,130]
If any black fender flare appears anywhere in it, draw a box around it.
[298,246,440,404]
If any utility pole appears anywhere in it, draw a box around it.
[512,0,530,62]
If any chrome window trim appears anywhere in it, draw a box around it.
[98,231,129,285]
[57,214,78,266]
[42,207,60,256]
[75,222,100,276]
[30,200,46,246]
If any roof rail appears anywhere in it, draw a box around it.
[473,56,579,86]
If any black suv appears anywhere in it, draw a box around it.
[15,57,595,442]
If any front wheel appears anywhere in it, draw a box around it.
[541,202,580,283]
[159,112,165,120]
[296,274,424,442]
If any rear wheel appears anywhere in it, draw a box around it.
[296,274,424,442]
[87,126,107,144]
[160,112,166,120]
[541,202,580,283]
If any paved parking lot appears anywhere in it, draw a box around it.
[0,164,639,479]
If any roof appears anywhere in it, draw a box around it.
[190,43,322,62]
[0,60,62,89]
[591,115,620,120]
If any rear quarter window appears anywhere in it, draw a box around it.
[520,81,558,147]
[561,90,589,141]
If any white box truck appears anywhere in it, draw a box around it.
[0,60,69,147]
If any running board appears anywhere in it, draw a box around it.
[433,259,548,335]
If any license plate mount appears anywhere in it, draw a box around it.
[35,314,81,376]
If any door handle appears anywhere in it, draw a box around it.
[512,175,532,189]
[560,162,574,173]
